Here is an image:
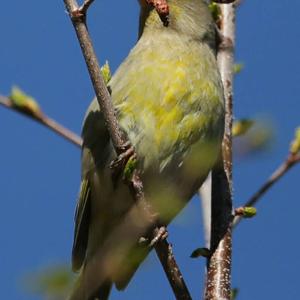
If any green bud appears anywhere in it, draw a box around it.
[100,61,112,85]
[208,2,221,22]
[235,206,257,218]
[25,264,74,298]
[243,207,257,218]
[10,86,41,117]
[290,127,300,154]
[232,119,254,137]
[123,156,138,180]
[233,62,244,75]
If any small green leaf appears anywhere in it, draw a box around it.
[209,2,221,22]
[10,86,41,116]
[123,156,138,180]
[235,206,257,218]
[101,61,112,85]
[24,264,75,299]
[290,127,300,154]
[190,247,210,258]
[234,62,244,75]
[243,207,257,218]
[232,119,254,137]
[234,118,274,157]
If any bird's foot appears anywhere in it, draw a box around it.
[110,141,134,169]
[110,142,136,184]
[149,226,168,248]
[138,226,168,248]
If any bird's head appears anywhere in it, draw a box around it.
[138,0,215,41]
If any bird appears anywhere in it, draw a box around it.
[69,0,225,299]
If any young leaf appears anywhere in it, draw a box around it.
[101,61,112,85]
[10,86,41,117]
[290,127,300,154]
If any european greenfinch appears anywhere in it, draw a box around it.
[69,0,224,299]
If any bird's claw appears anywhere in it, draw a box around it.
[149,226,168,248]
[110,142,136,184]
[110,142,133,169]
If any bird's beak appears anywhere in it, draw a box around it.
[139,0,170,26]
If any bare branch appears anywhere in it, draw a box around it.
[0,94,82,147]
[233,153,300,227]
[154,236,192,300]
[205,2,236,300]
[65,1,125,150]
[63,1,191,299]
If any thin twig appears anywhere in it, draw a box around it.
[79,0,95,15]
[205,2,236,300]
[65,2,125,150]
[233,153,300,227]
[63,1,191,299]
[0,95,82,147]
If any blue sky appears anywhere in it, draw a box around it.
[1,0,300,299]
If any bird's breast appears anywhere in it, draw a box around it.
[106,32,224,172]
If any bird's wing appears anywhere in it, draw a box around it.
[72,102,111,272]
[72,178,91,271]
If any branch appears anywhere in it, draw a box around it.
[79,0,95,15]
[199,173,212,248]
[0,94,82,147]
[233,152,300,227]
[63,1,191,299]
[205,2,236,300]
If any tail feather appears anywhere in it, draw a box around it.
[90,280,112,300]
[114,244,149,291]
[67,272,112,300]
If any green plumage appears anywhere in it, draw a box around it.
[69,1,224,299]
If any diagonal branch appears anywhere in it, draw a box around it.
[63,1,191,299]
[0,95,82,147]
[233,152,300,227]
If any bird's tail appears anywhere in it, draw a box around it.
[90,279,112,300]
[67,272,112,300]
